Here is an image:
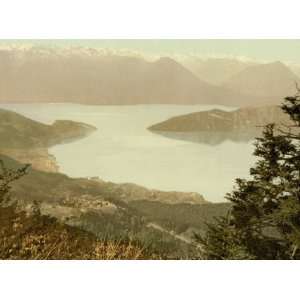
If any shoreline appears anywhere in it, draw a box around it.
[0,147,59,173]
[0,102,238,109]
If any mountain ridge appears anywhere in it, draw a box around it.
[222,61,300,101]
[0,48,259,106]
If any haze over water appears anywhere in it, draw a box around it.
[0,103,256,203]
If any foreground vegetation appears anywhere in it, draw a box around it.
[199,93,300,259]
[0,205,148,259]
[0,161,150,259]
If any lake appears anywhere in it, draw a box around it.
[0,103,256,203]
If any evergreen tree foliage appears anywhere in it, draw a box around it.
[198,93,300,259]
[0,160,30,204]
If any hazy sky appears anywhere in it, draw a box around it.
[1,39,300,63]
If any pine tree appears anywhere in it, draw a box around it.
[0,160,30,204]
[198,93,300,259]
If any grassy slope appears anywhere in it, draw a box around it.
[0,205,148,260]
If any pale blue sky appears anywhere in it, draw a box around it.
[1,39,300,63]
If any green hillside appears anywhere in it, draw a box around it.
[0,108,96,149]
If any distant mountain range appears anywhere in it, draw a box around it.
[0,48,254,106]
[222,61,300,102]
[0,46,299,106]
[180,57,256,85]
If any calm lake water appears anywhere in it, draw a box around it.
[1,103,256,203]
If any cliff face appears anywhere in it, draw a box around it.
[0,148,59,173]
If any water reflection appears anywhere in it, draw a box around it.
[150,129,261,145]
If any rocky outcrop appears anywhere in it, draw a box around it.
[0,148,59,172]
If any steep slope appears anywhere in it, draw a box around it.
[0,47,256,106]
[222,61,300,102]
